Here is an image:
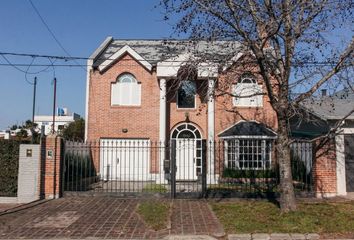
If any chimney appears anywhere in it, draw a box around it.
[321,89,327,97]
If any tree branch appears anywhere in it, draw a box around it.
[295,38,354,103]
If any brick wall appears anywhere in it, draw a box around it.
[313,139,337,197]
[167,79,208,138]
[86,53,279,174]
[40,135,63,199]
[87,53,160,142]
[215,62,278,139]
[87,53,161,171]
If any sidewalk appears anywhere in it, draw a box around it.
[1,196,352,240]
[0,197,224,239]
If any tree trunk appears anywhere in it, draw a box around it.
[276,116,297,212]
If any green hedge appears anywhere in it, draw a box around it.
[63,152,97,191]
[0,140,19,196]
[222,168,277,178]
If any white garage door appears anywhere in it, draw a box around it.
[100,139,150,181]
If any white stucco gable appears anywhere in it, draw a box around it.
[156,53,218,79]
[98,45,153,72]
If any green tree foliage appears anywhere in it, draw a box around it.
[0,140,19,196]
[61,118,85,141]
[16,128,28,142]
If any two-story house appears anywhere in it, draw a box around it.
[85,37,278,183]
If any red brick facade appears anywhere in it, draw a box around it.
[84,46,338,197]
[40,135,63,199]
[87,53,278,143]
[87,54,160,141]
[313,139,337,196]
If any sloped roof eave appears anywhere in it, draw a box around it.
[218,121,277,139]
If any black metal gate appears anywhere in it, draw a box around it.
[169,140,207,198]
[62,139,208,198]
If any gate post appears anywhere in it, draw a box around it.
[40,134,64,199]
[201,140,207,197]
[170,140,176,199]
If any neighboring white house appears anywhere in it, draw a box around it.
[0,130,10,139]
[0,129,33,139]
[34,108,80,135]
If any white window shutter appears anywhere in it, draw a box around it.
[135,84,141,105]
[111,82,141,106]
[129,83,141,106]
[233,83,263,107]
[111,83,120,105]
[122,83,132,105]
[233,84,240,106]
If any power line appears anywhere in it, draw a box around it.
[1,54,56,73]
[0,62,346,68]
[24,57,36,85]
[0,51,347,66]
[28,0,85,71]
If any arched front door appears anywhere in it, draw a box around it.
[171,123,202,181]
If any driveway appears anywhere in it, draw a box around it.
[0,196,224,239]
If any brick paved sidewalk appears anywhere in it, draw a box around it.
[0,204,21,213]
[0,197,225,239]
[170,199,225,237]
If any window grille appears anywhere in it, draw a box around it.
[225,139,271,170]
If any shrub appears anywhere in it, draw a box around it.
[0,140,19,196]
[222,168,276,178]
[64,153,96,179]
[142,183,168,193]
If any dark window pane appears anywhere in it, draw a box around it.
[178,130,195,139]
[197,150,201,157]
[195,130,201,139]
[172,130,178,139]
[187,124,196,131]
[177,124,186,131]
[177,81,196,108]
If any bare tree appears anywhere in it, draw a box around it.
[161,0,354,212]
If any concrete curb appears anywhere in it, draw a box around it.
[228,233,321,240]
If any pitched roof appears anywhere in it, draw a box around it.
[92,38,242,68]
[218,121,277,138]
[302,88,354,120]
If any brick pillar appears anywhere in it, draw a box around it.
[313,139,337,198]
[40,135,63,199]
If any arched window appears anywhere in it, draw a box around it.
[177,80,197,109]
[111,73,141,106]
[233,73,263,107]
[118,73,137,83]
[171,123,202,139]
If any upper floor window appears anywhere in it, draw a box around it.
[111,73,141,106]
[233,73,263,107]
[177,80,196,109]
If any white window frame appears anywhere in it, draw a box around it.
[111,73,141,106]
[225,138,272,170]
[233,75,263,107]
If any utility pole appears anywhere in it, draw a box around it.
[52,77,57,134]
[31,77,37,143]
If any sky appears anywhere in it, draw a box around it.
[0,1,352,130]
[0,0,174,129]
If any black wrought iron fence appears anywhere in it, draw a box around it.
[63,139,314,198]
[206,140,313,197]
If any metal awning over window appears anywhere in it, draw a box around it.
[218,121,277,139]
